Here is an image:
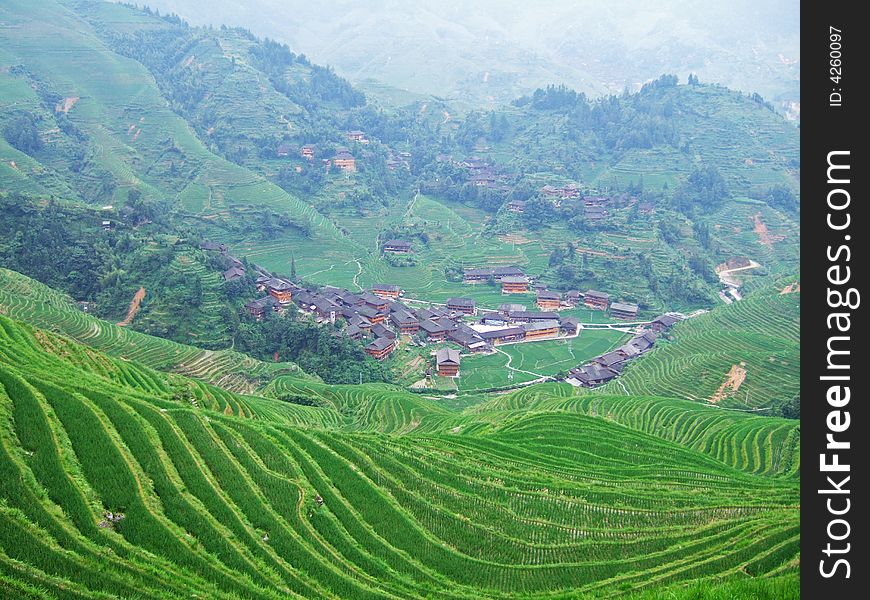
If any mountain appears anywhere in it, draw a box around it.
[137,0,800,115]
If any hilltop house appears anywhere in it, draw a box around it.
[536,290,561,311]
[332,148,356,172]
[610,302,639,320]
[300,144,315,159]
[446,297,475,315]
[382,239,412,254]
[346,130,367,143]
[501,275,530,294]
[584,290,609,311]
[435,347,461,377]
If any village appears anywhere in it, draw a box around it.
[204,236,681,390]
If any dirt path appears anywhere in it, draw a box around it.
[351,259,364,291]
[709,362,747,404]
[117,287,145,327]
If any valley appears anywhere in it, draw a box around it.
[0,0,801,597]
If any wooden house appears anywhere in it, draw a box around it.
[568,363,619,387]
[419,319,449,341]
[610,302,639,320]
[506,200,526,213]
[584,290,609,311]
[245,297,278,321]
[435,347,461,377]
[372,284,400,300]
[559,316,580,334]
[300,144,315,159]
[522,320,560,340]
[536,290,561,310]
[223,266,246,282]
[479,327,525,345]
[389,310,420,335]
[651,314,680,333]
[446,297,475,315]
[332,148,356,172]
[463,266,524,283]
[382,239,412,254]
[501,275,529,294]
[266,279,294,305]
[360,292,389,311]
[365,337,395,360]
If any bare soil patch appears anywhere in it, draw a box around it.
[55,97,79,114]
[117,287,145,327]
[709,362,747,404]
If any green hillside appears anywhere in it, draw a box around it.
[0,267,312,394]
[0,307,799,597]
[605,278,800,413]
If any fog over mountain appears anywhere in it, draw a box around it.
[134,0,799,114]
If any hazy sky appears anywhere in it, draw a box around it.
[134,0,800,109]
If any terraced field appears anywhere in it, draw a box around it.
[458,330,631,391]
[0,310,800,598]
[607,280,800,410]
[0,268,311,394]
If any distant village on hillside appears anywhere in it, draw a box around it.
[201,239,681,389]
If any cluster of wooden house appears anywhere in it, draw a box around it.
[243,275,488,362]
[461,265,641,320]
[566,314,680,387]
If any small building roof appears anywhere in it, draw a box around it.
[610,302,639,313]
[366,337,394,351]
[373,283,401,293]
[223,266,245,281]
[537,290,560,300]
[522,320,561,332]
[383,239,411,248]
[585,290,610,300]
[435,347,461,366]
[501,275,529,284]
[446,297,475,307]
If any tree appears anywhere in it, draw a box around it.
[3,113,43,154]
[290,254,297,281]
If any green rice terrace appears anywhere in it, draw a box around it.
[0,267,801,598]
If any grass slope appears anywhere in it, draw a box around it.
[605,278,800,411]
[0,311,799,597]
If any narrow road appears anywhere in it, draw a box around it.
[351,259,364,292]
